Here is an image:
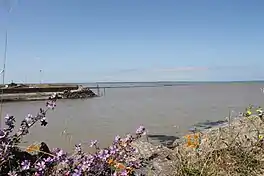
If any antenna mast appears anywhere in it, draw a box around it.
[0,0,13,128]
[0,28,8,129]
[3,31,8,87]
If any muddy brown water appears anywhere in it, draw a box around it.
[1,82,264,152]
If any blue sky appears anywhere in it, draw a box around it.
[0,0,264,83]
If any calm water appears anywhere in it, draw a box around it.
[1,82,264,151]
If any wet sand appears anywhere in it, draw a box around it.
[1,82,264,152]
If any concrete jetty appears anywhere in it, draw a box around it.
[0,83,78,94]
[0,83,98,103]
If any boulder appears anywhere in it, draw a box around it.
[132,140,177,176]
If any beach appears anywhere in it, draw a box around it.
[1,82,264,152]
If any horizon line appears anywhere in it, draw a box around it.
[4,80,264,85]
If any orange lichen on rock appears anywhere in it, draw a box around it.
[184,133,201,149]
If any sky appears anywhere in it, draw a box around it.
[0,0,264,83]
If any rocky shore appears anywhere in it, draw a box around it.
[131,106,264,175]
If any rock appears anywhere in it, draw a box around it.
[132,140,157,159]
[135,167,158,176]
[62,87,97,99]
[132,140,177,176]
[152,160,176,176]
[169,138,181,149]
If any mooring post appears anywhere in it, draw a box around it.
[97,84,99,96]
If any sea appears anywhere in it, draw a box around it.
[1,81,264,152]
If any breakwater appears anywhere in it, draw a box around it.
[0,84,97,102]
[0,84,78,94]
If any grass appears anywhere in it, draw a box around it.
[171,106,264,176]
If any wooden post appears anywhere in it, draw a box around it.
[97,84,99,96]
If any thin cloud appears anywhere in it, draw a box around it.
[208,65,257,70]
[114,68,142,73]
[153,65,260,72]
[102,65,256,77]
[111,66,209,74]
[153,67,209,72]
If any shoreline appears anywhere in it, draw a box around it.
[132,108,262,175]
[1,93,263,175]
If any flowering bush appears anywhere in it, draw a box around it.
[0,94,146,176]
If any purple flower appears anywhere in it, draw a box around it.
[4,114,15,129]
[25,114,33,124]
[21,160,30,170]
[5,114,11,121]
[59,159,70,168]
[75,143,82,153]
[97,149,110,161]
[124,134,133,143]
[103,150,110,160]
[53,148,66,161]
[46,100,56,109]
[38,108,46,118]
[127,146,138,154]
[44,157,54,164]
[35,161,46,172]
[56,149,64,157]
[81,160,91,172]
[97,150,104,159]
[87,155,95,162]
[136,126,146,135]
[128,160,141,168]
[40,117,48,126]
[19,120,29,135]
[114,135,121,143]
[8,171,17,176]
[0,129,6,139]
[90,140,98,147]
[120,170,129,176]
[72,168,82,176]
[109,145,118,155]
